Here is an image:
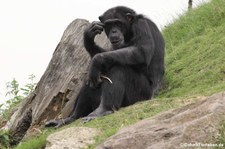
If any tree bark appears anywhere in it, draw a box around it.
[3,19,110,144]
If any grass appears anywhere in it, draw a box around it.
[14,96,197,149]
[162,0,225,97]
[13,0,225,148]
[14,135,47,149]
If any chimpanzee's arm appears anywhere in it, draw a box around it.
[88,41,155,88]
[92,43,154,72]
[84,22,106,58]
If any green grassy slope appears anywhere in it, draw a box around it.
[14,0,225,148]
[162,0,225,97]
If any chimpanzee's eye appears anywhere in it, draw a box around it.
[115,22,122,28]
[104,24,111,34]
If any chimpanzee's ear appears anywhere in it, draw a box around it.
[126,13,134,22]
[99,15,103,22]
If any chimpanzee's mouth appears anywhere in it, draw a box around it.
[111,40,121,45]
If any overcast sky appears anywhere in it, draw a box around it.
[0,0,209,103]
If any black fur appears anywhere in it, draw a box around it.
[45,6,165,127]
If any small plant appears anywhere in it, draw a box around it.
[0,130,10,148]
[5,78,24,109]
[0,75,37,148]
[20,74,37,97]
[0,75,37,119]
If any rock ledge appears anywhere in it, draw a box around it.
[98,91,225,149]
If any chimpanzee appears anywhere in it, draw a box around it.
[45,6,165,128]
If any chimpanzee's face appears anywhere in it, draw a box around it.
[103,19,125,49]
[99,6,135,49]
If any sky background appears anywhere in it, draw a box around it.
[0,0,209,103]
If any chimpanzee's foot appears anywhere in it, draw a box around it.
[45,119,64,128]
[82,108,113,123]
[82,115,98,123]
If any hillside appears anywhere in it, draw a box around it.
[162,0,225,97]
[13,0,225,148]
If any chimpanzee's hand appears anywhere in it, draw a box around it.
[88,65,102,88]
[84,21,104,40]
[88,54,104,88]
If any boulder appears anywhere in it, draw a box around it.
[98,91,225,149]
[3,19,110,144]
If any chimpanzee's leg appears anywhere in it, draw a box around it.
[45,84,101,128]
[124,70,152,106]
[82,66,152,122]
[82,66,126,122]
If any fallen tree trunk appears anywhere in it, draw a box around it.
[4,19,110,144]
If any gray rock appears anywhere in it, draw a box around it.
[3,19,110,144]
[98,91,225,149]
[46,127,99,149]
